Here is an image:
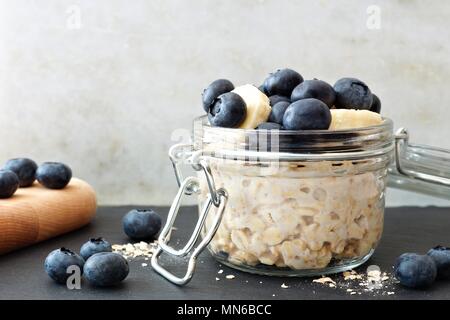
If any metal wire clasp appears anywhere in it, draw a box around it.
[151,144,228,285]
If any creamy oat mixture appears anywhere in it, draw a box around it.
[198,159,386,270]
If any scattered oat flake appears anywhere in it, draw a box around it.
[313,277,336,285]
[387,292,395,295]
[215,277,220,281]
[112,240,158,259]
[281,283,289,289]
[226,275,235,280]
[350,292,357,295]
[141,263,148,267]
[218,269,223,274]
[343,270,363,280]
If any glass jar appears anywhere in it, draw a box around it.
[151,116,450,285]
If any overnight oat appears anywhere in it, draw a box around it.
[195,68,393,275]
[149,67,450,285]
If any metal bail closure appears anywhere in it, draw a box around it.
[151,175,228,286]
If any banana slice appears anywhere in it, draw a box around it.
[232,84,271,129]
[329,109,383,130]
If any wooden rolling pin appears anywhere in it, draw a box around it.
[0,178,97,255]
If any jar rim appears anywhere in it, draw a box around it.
[194,115,393,136]
[192,115,394,160]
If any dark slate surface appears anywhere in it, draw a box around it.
[0,206,449,300]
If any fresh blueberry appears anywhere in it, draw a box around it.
[202,79,234,112]
[80,238,112,261]
[0,170,20,199]
[208,92,246,128]
[370,93,381,113]
[333,77,373,110]
[263,68,303,97]
[44,248,85,284]
[3,158,38,187]
[269,95,290,107]
[427,246,450,279]
[394,253,437,288]
[291,79,336,108]
[256,122,282,130]
[282,99,332,130]
[84,252,129,287]
[123,209,162,240]
[268,101,290,124]
[36,162,72,189]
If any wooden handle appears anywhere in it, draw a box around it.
[0,178,97,255]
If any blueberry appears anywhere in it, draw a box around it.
[44,248,85,284]
[291,79,336,108]
[256,122,282,130]
[263,68,303,97]
[207,92,246,128]
[268,101,290,124]
[427,246,450,279]
[80,237,112,261]
[0,170,20,199]
[333,77,373,110]
[3,158,38,187]
[394,253,437,288]
[84,252,129,287]
[282,99,332,130]
[36,162,72,189]
[370,93,381,113]
[269,95,290,107]
[202,79,234,112]
[123,209,162,240]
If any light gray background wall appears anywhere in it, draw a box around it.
[0,0,449,206]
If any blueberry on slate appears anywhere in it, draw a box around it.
[0,170,20,199]
[202,79,234,113]
[282,99,332,130]
[84,252,129,287]
[394,253,437,288]
[44,248,85,284]
[208,92,246,128]
[123,209,162,240]
[269,95,290,107]
[36,162,72,189]
[80,238,112,261]
[370,93,381,113]
[333,77,373,110]
[3,158,38,187]
[268,101,290,125]
[291,79,336,108]
[256,122,282,130]
[427,246,450,280]
[263,68,303,97]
